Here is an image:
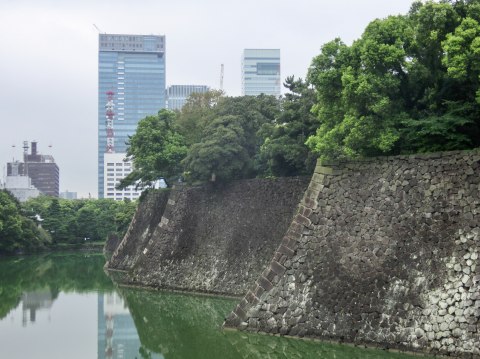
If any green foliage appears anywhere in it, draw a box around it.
[307,0,480,160]
[256,76,318,176]
[182,115,250,182]
[175,90,224,146]
[22,196,137,244]
[125,84,317,185]
[0,190,51,254]
[118,109,188,189]
[181,95,281,183]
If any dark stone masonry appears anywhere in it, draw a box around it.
[106,189,170,270]
[224,150,480,358]
[105,177,309,296]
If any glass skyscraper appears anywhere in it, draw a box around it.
[166,85,210,110]
[241,49,281,97]
[98,34,166,198]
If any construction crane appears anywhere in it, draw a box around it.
[93,24,104,33]
[220,64,224,91]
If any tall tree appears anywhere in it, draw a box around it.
[182,115,250,183]
[118,109,188,189]
[256,76,318,176]
[307,0,480,160]
[175,90,224,146]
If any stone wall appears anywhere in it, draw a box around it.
[106,189,170,270]
[224,150,480,358]
[105,177,309,296]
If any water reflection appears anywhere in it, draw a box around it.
[0,253,432,359]
[119,288,237,358]
[21,290,54,326]
[120,289,430,359]
[98,292,163,359]
[0,252,114,321]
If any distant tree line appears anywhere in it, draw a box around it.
[120,1,480,189]
[0,190,136,254]
[0,190,51,253]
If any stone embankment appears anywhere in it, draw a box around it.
[106,189,170,268]
[224,150,480,358]
[105,177,309,296]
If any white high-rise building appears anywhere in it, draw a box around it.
[103,153,141,201]
[241,49,281,97]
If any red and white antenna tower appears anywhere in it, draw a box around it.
[105,91,115,153]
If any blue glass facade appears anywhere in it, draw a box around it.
[98,34,166,198]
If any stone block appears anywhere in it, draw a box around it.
[257,276,274,291]
[295,213,312,227]
[270,260,287,276]
[308,181,325,193]
[254,285,265,299]
[277,244,295,257]
[234,305,247,320]
[305,189,321,201]
[303,197,318,210]
[262,268,276,282]
[238,298,249,310]
[311,173,325,184]
[245,291,259,304]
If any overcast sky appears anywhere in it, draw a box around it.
[0,0,415,198]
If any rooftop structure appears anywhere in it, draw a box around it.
[6,141,59,197]
[166,85,210,110]
[241,49,281,97]
[2,161,40,202]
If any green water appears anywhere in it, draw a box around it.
[0,252,431,359]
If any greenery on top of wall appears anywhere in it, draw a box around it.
[119,77,318,189]
[119,1,480,188]
[306,0,480,160]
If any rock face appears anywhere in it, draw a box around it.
[105,177,309,296]
[224,150,480,358]
[106,190,170,270]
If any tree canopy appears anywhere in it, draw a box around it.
[118,109,188,189]
[306,0,480,160]
[121,88,318,185]
[0,190,51,253]
[119,0,480,185]
[256,76,318,177]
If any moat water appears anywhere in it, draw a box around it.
[0,252,432,359]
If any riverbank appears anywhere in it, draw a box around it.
[0,241,105,257]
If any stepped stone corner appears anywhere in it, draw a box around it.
[224,150,480,358]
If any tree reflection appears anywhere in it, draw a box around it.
[0,252,114,319]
